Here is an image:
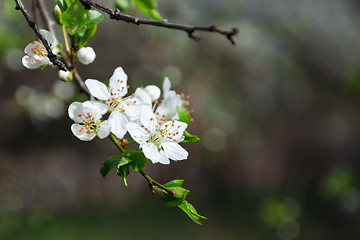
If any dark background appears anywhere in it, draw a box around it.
[1,0,360,239]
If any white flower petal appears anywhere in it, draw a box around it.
[140,105,156,130]
[142,143,165,164]
[127,122,148,144]
[158,150,170,164]
[40,29,58,48]
[162,142,188,161]
[109,67,128,97]
[162,77,177,99]
[68,102,84,122]
[83,100,108,115]
[122,98,141,121]
[71,123,95,141]
[22,55,48,69]
[162,77,171,98]
[98,120,111,139]
[85,79,110,100]
[135,87,152,106]
[108,111,128,139]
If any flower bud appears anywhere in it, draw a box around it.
[144,85,161,102]
[58,70,73,82]
[77,47,96,65]
[53,5,62,24]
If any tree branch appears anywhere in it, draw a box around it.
[60,51,94,100]
[32,0,42,29]
[37,0,56,35]
[79,0,239,45]
[15,0,67,71]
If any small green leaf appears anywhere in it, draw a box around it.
[74,25,97,48]
[149,9,162,21]
[128,151,148,171]
[115,0,132,12]
[100,156,132,178]
[116,163,130,186]
[181,130,200,143]
[177,200,207,225]
[163,179,184,188]
[60,1,103,35]
[39,64,47,70]
[100,156,121,177]
[54,0,67,12]
[176,106,190,124]
[162,187,189,207]
[134,0,163,20]
[54,44,63,53]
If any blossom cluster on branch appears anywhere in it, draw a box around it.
[13,0,237,225]
[70,67,190,165]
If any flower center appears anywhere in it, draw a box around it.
[31,42,46,57]
[145,116,181,147]
[74,112,101,137]
[107,95,124,112]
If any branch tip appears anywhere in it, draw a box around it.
[79,0,238,45]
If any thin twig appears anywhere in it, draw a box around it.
[79,0,239,45]
[15,0,67,71]
[32,0,42,29]
[37,0,56,34]
[139,170,175,195]
[60,51,94,99]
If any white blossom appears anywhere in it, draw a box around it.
[68,100,110,141]
[144,85,161,102]
[58,70,73,82]
[77,47,96,65]
[155,77,183,121]
[85,67,152,139]
[127,105,188,164]
[22,30,59,69]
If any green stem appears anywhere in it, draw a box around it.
[139,170,175,195]
[108,134,172,195]
[109,133,124,152]
[61,25,70,53]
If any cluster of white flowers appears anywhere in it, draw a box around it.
[22,30,96,69]
[68,67,189,164]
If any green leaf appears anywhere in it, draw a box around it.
[116,164,130,186]
[100,156,131,178]
[128,151,148,171]
[163,179,184,188]
[134,0,163,20]
[74,25,97,48]
[54,0,73,12]
[60,1,103,35]
[176,106,190,124]
[115,0,132,12]
[54,44,63,53]
[181,130,200,143]
[149,9,162,21]
[162,187,189,207]
[177,200,207,225]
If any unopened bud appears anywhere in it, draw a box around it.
[53,5,62,24]
[58,70,73,82]
[144,85,161,102]
[77,47,96,65]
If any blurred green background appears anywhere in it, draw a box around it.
[2,0,360,239]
